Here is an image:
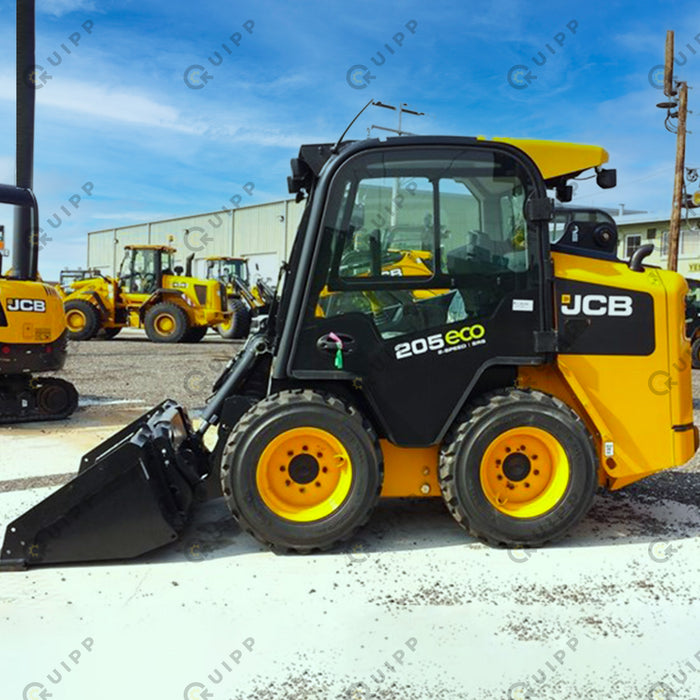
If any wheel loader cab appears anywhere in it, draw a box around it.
[207,257,250,287]
[118,246,174,295]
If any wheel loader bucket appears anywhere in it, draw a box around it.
[0,400,209,569]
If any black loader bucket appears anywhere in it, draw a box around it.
[0,400,209,569]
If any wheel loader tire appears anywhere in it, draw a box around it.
[144,302,189,343]
[220,390,383,552]
[439,389,597,548]
[183,326,207,343]
[217,298,251,340]
[101,327,121,340]
[691,337,700,369]
[64,300,101,341]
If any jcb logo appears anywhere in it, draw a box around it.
[6,298,46,313]
[560,293,632,317]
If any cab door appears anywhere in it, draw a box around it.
[287,144,552,446]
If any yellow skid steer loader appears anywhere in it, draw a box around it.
[1,133,696,566]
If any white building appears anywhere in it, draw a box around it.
[86,197,305,283]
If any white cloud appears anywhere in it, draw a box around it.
[39,0,97,18]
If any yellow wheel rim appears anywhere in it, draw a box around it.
[480,427,570,519]
[256,427,353,522]
[219,316,233,332]
[154,313,175,335]
[65,309,86,332]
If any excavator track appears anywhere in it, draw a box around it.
[0,375,78,425]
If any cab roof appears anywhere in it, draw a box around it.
[125,245,176,253]
[485,137,609,180]
[295,136,610,185]
[205,256,247,262]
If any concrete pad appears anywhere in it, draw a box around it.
[0,410,699,699]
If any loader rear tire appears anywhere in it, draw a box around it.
[220,390,383,552]
[144,302,189,343]
[217,298,251,340]
[691,338,700,369]
[64,300,101,341]
[439,389,597,548]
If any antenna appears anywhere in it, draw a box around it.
[368,101,425,137]
[331,99,374,153]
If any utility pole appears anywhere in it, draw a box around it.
[657,30,690,271]
[668,82,687,271]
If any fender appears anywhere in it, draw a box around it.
[138,288,192,321]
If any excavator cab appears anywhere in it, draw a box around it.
[2,135,696,567]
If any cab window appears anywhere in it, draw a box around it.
[309,147,536,339]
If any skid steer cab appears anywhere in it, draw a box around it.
[3,134,697,568]
[62,245,230,343]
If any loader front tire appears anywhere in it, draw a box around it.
[439,389,597,548]
[64,300,101,341]
[144,302,189,343]
[220,390,383,552]
[691,337,700,369]
[217,298,251,340]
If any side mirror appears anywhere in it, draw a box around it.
[596,168,617,189]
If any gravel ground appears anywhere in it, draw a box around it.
[50,328,241,411]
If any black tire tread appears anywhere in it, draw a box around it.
[220,389,383,553]
[224,298,251,340]
[438,388,597,548]
[64,299,101,341]
[144,302,189,343]
[691,337,700,369]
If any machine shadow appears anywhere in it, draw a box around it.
[142,469,700,566]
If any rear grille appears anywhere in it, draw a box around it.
[194,285,207,306]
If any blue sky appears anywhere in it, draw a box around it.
[0,0,699,278]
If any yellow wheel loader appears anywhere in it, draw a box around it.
[2,132,696,567]
[0,1,78,425]
[54,268,101,299]
[205,256,272,339]
[62,245,230,343]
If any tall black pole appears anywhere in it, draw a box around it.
[13,0,36,280]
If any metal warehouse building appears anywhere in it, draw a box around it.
[86,198,306,283]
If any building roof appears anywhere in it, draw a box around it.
[613,211,700,226]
